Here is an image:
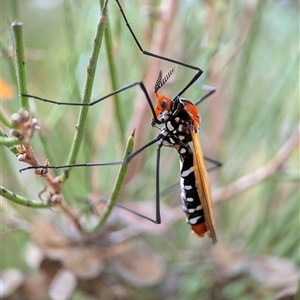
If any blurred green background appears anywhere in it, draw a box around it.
[1,0,299,299]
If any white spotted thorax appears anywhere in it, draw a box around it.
[156,109,170,124]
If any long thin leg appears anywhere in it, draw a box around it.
[88,145,219,224]
[155,141,163,224]
[88,198,159,224]
[85,141,164,225]
[194,85,220,171]
[19,135,162,172]
[114,0,203,98]
[204,156,222,172]
[21,80,160,124]
[194,84,216,106]
[124,136,162,164]
[160,156,222,196]
[80,149,220,225]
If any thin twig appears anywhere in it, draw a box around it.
[0,136,20,147]
[9,110,63,203]
[213,125,300,203]
[94,130,135,230]
[0,185,52,208]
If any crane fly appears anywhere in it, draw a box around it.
[148,69,218,243]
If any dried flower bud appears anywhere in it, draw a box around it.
[17,153,26,161]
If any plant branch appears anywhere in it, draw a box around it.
[213,125,300,203]
[62,0,109,182]
[0,135,20,147]
[11,20,29,111]
[94,129,135,230]
[0,185,52,208]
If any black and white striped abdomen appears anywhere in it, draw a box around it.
[179,147,205,230]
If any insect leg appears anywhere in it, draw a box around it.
[114,0,203,97]
[194,84,216,106]
[83,140,165,225]
[203,156,222,172]
[21,81,159,123]
[155,141,164,224]
[19,135,162,172]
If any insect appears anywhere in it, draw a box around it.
[19,0,220,242]
[145,68,218,243]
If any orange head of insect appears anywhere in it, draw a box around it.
[151,93,172,126]
[152,68,177,126]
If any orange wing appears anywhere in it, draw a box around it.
[191,129,217,244]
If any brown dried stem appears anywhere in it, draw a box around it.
[9,110,82,229]
[212,125,300,203]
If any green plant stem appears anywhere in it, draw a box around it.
[0,136,20,147]
[11,20,29,111]
[0,128,18,154]
[94,130,135,230]
[62,0,109,182]
[36,2,82,179]
[0,186,51,208]
[0,110,14,128]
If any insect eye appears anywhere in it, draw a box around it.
[160,99,168,108]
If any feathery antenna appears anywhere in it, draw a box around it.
[154,66,177,93]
